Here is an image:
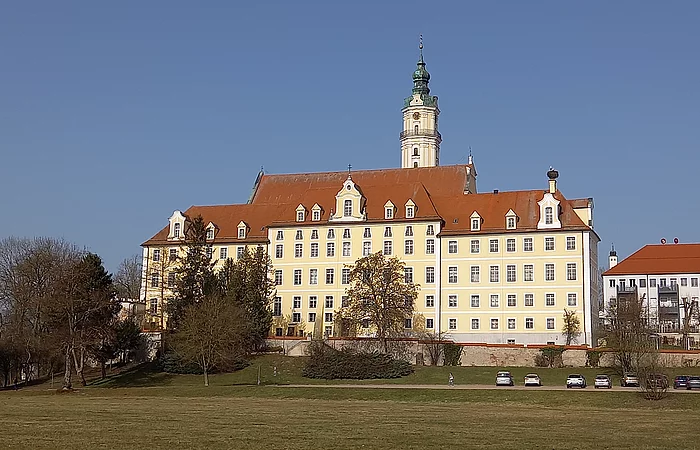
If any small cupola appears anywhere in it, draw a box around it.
[547,167,559,194]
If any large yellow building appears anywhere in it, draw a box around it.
[141,46,600,346]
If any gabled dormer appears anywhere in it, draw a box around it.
[206,222,218,241]
[505,209,518,230]
[384,200,396,219]
[237,221,249,239]
[470,211,481,231]
[405,199,416,219]
[330,174,366,222]
[295,204,306,222]
[168,210,187,241]
[311,203,323,222]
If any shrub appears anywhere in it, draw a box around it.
[302,341,413,379]
[586,350,602,368]
[443,343,463,366]
[536,346,565,368]
[158,352,248,374]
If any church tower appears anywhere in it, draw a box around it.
[401,37,441,168]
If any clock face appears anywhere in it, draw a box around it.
[412,112,421,120]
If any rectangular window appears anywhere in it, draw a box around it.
[670,278,677,287]
[449,318,457,330]
[219,247,228,260]
[507,294,516,307]
[448,266,458,283]
[523,237,533,252]
[273,297,282,316]
[448,295,458,308]
[150,272,159,288]
[547,318,555,330]
[525,317,534,329]
[506,238,515,252]
[524,264,534,282]
[310,242,319,258]
[309,268,318,285]
[308,313,316,323]
[237,246,245,259]
[343,200,352,217]
[275,244,283,259]
[640,278,647,288]
[325,296,334,309]
[385,208,393,219]
[404,240,414,255]
[342,242,351,257]
[681,278,688,287]
[341,296,349,308]
[404,318,412,329]
[404,267,414,283]
[327,229,335,239]
[489,239,499,253]
[489,266,499,283]
[406,207,414,218]
[546,293,555,306]
[545,237,555,251]
[383,241,393,255]
[545,263,555,281]
[152,249,160,262]
[426,225,435,236]
[490,294,499,308]
[384,226,393,238]
[506,265,516,283]
[426,318,434,329]
[448,241,458,254]
[294,269,302,286]
[294,243,303,258]
[609,279,616,287]
[363,227,371,238]
[363,241,372,256]
[295,230,303,240]
[343,228,351,239]
[470,239,480,254]
[276,230,284,240]
[324,326,332,336]
[405,226,413,237]
[325,312,333,323]
[293,296,301,309]
[426,295,435,308]
[296,211,304,222]
[167,272,176,288]
[426,267,435,284]
[425,239,435,254]
[471,294,480,308]
[313,210,320,221]
[471,318,479,330]
[490,318,499,330]
[566,236,576,250]
[309,296,317,309]
[471,218,480,231]
[149,298,158,315]
[566,263,577,281]
[274,270,283,285]
[545,207,553,225]
[692,278,699,287]
[206,246,213,259]
[471,266,480,283]
[310,229,318,239]
[650,278,656,287]
[508,318,516,330]
[341,268,350,284]
[326,268,334,284]
[525,294,534,307]
[326,242,335,257]
[169,248,177,260]
[567,293,577,307]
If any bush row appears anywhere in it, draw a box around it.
[302,342,413,379]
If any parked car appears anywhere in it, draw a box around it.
[674,375,690,389]
[645,373,669,390]
[524,373,542,387]
[495,371,514,386]
[566,374,587,389]
[686,376,700,390]
[620,373,639,387]
[594,374,612,389]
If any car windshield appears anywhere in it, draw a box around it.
[497,372,510,377]
[525,374,538,377]
[595,375,608,379]
[690,376,700,381]
[568,374,582,378]
[625,373,637,377]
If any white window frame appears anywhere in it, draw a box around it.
[470,239,480,254]
[448,241,458,254]
[448,266,458,284]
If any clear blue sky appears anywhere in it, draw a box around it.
[1,1,698,272]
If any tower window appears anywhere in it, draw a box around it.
[414,124,419,134]
[173,223,181,238]
[343,199,352,217]
[413,147,419,156]
[413,162,418,168]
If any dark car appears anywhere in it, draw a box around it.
[686,376,700,390]
[674,375,689,389]
[646,373,669,389]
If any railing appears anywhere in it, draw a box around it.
[400,129,442,141]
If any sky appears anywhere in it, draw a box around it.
[1,1,699,273]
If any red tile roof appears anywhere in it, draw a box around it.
[143,164,593,246]
[603,244,700,276]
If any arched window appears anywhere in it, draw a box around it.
[413,162,418,168]
[173,223,181,238]
[343,199,353,217]
[414,124,419,134]
[413,147,419,156]
[545,207,553,225]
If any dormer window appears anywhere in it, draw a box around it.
[297,211,304,222]
[545,207,553,225]
[237,221,247,240]
[313,210,320,221]
[385,207,393,219]
[537,192,562,230]
[343,200,353,217]
[206,228,215,240]
[405,200,416,219]
[426,225,435,236]
[470,211,481,231]
[505,210,517,230]
[173,223,181,238]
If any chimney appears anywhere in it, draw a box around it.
[609,244,618,268]
[547,167,559,194]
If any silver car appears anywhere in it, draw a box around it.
[566,374,587,389]
[594,374,612,389]
[495,371,514,386]
[524,373,542,387]
[686,376,700,390]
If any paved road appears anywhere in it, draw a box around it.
[273,384,700,393]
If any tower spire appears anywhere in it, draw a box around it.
[419,34,423,62]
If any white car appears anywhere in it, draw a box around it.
[495,371,514,386]
[524,373,542,387]
[566,374,587,389]
[594,375,612,389]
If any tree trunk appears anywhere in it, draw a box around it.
[62,346,73,390]
[72,346,87,386]
[101,362,106,379]
[203,360,209,387]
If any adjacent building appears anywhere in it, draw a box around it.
[141,44,601,346]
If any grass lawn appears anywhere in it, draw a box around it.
[2,357,700,449]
